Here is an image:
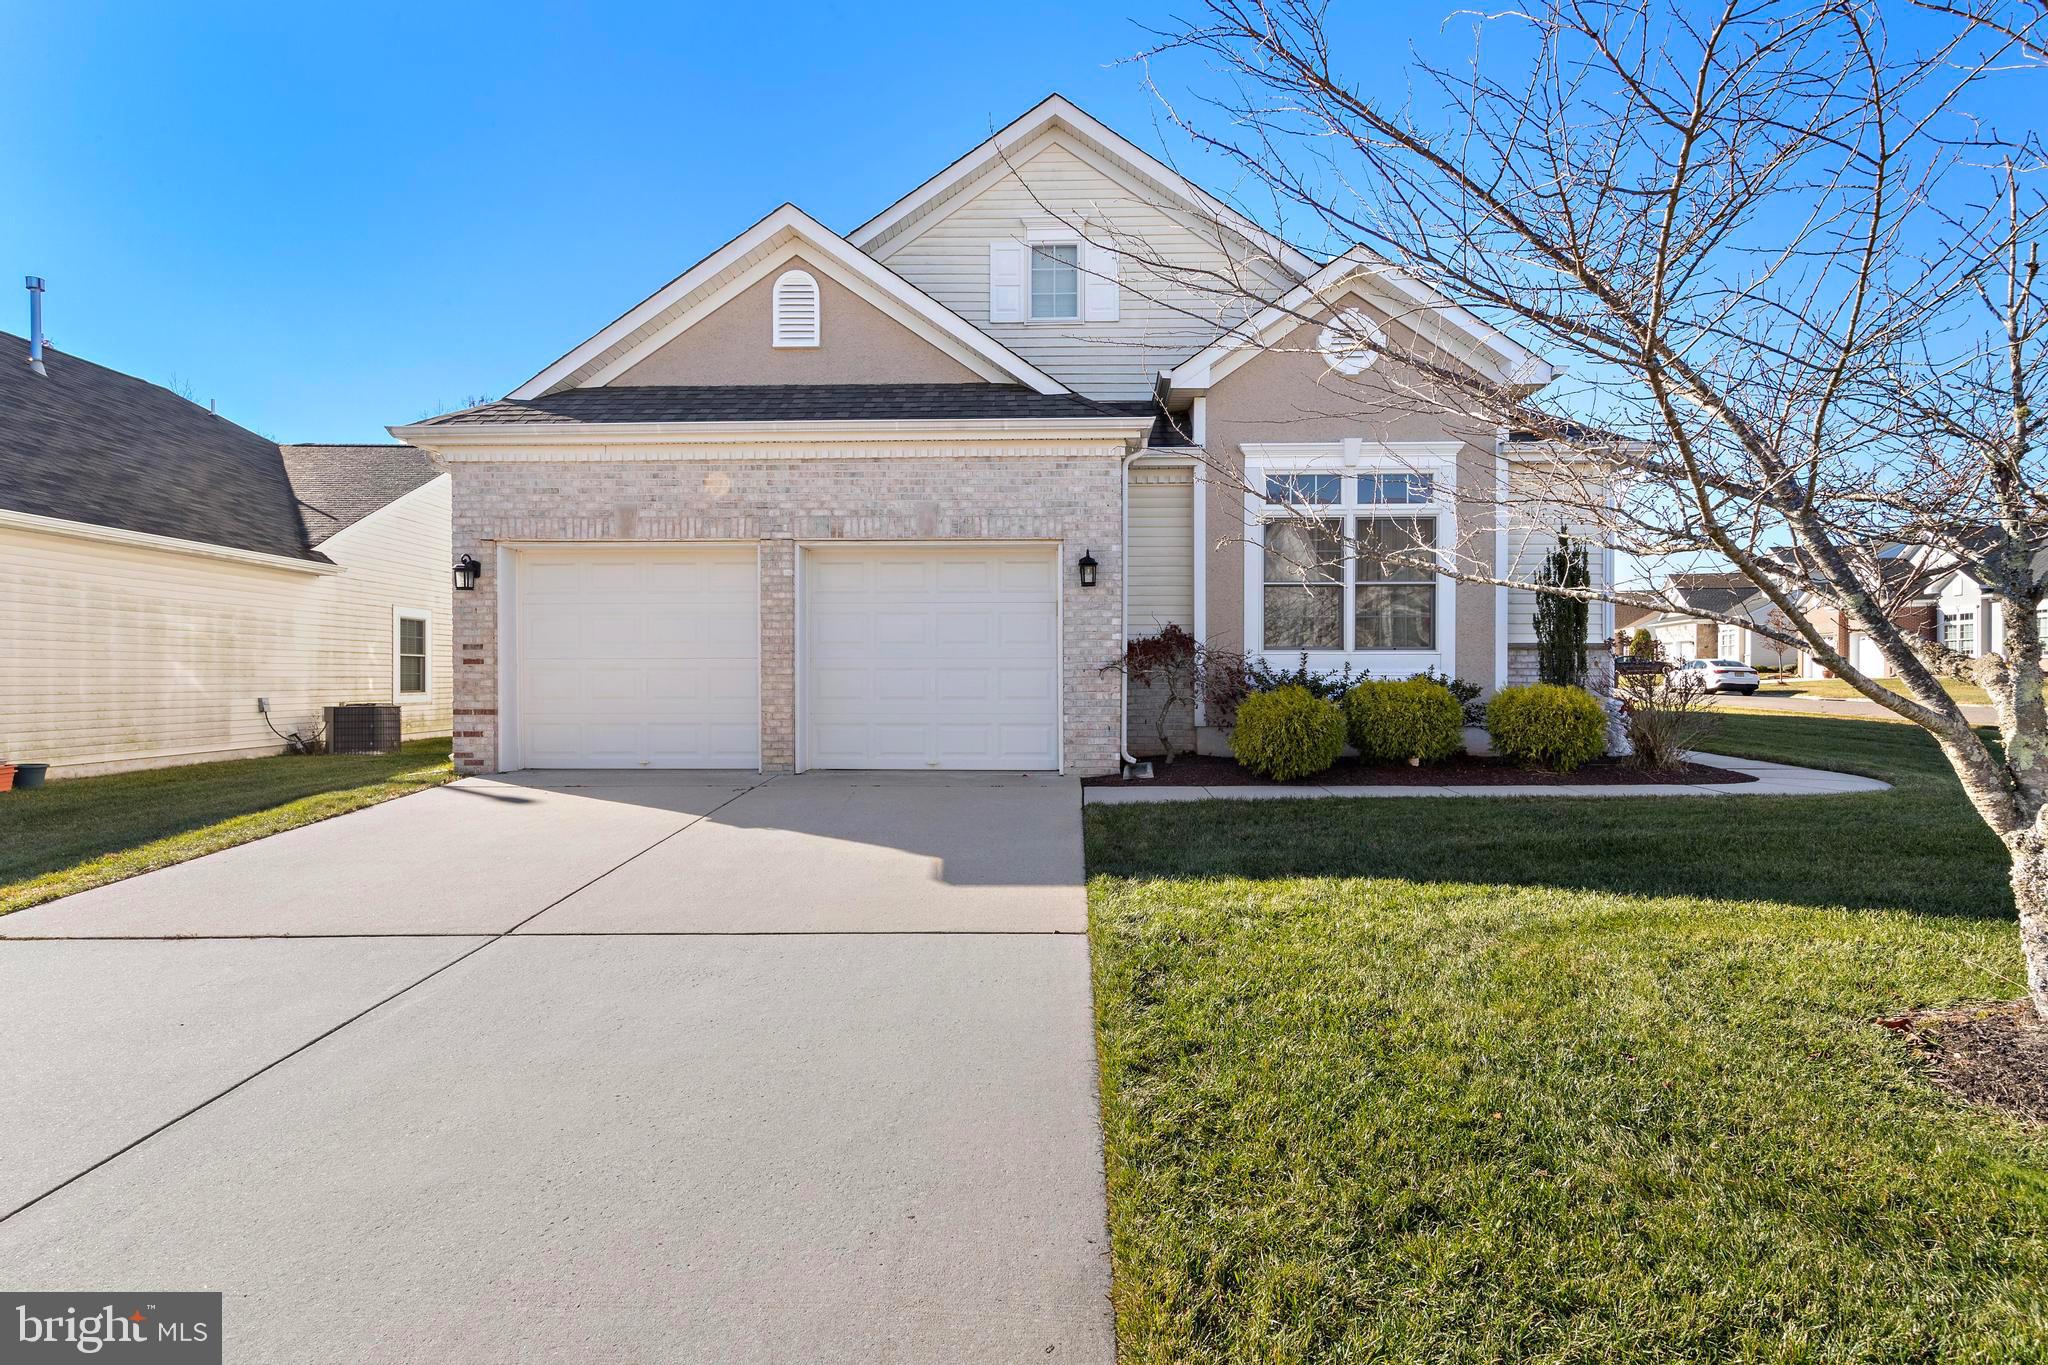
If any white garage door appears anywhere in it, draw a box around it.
[803,545,1059,770]
[516,547,759,769]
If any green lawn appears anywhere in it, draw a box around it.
[1761,675,1991,705]
[0,739,454,915]
[1087,713,2046,1362]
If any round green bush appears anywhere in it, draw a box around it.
[1231,685,1346,781]
[1343,679,1464,766]
[1486,683,1609,772]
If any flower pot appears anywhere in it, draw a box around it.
[12,763,47,789]
[0,766,14,793]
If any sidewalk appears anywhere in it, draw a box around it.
[1082,753,1889,804]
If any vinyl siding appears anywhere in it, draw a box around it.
[1128,467,1194,637]
[0,476,454,777]
[872,139,1291,399]
[1504,465,1610,644]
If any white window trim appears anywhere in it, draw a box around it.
[394,608,431,701]
[1241,442,1460,678]
[1025,231,1082,323]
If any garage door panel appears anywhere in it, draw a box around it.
[803,545,1059,771]
[517,548,759,770]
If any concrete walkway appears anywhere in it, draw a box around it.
[1083,752,1889,804]
[0,772,1111,1365]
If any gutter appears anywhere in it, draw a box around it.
[0,507,341,574]
[389,415,1157,451]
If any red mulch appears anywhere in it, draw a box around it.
[1881,1000,2048,1125]
[1085,752,1760,788]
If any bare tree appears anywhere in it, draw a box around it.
[1102,0,2048,1017]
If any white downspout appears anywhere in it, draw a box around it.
[1120,446,1143,772]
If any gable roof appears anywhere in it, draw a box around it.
[1164,250,1556,394]
[507,205,1067,401]
[0,333,325,562]
[848,94,1318,282]
[280,444,443,546]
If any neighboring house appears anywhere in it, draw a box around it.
[392,95,1606,777]
[1635,572,1797,668]
[0,334,453,777]
[1794,547,1941,679]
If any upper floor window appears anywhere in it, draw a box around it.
[771,270,821,348]
[1030,243,1080,320]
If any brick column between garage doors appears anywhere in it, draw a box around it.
[759,537,797,772]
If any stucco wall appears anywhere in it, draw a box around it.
[447,445,1126,776]
[1198,300,1501,691]
[0,477,454,777]
[610,253,982,387]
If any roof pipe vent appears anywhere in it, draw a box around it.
[24,276,47,377]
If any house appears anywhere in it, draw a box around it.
[1794,548,1942,679]
[0,329,453,777]
[391,95,1604,777]
[1634,572,1797,667]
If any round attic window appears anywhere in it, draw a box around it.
[1317,308,1384,375]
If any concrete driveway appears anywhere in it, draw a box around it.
[0,772,1110,1364]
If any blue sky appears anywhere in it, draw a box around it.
[0,1,1373,442]
[4,3,2020,448]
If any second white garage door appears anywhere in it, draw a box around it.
[516,546,760,769]
[803,545,1060,770]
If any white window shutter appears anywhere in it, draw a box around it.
[988,240,1026,323]
[1082,241,1120,322]
[771,270,820,347]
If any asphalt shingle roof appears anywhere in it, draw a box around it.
[2,335,440,561]
[0,333,323,561]
[280,444,443,546]
[414,384,1156,427]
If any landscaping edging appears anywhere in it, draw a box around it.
[1082,752,1890,803]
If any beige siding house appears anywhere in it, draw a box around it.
[0,340,453,777]
[394,95,1594,777]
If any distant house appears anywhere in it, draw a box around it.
[1635,572,1798,667]
[0,332,452,777]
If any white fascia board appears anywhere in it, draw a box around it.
[0,506,343,574]
[313,472,450,557]
[390,414,1157,452]
[848,94,1317,279]
[1166,251,1555,394]
[507,204,1067,399]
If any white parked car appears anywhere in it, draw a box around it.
[1675,658,1760,694]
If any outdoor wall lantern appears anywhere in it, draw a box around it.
[453,554,484,592]
[1077,549,1099,588]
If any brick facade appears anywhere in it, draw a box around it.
[447,444,1127,776]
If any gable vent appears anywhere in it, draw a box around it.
[771,270,821,348]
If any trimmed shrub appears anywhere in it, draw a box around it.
[1231,685,1346,781]
[1344,679,1464,766]
[1486,684,1608,772]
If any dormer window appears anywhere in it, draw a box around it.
[1029,243,1080,320]
[772,270,821,347]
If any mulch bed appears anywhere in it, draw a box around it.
[1882,1000,2048,1125]
[1084,752,1760,788]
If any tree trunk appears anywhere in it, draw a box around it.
[2005,833,2048,1023]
